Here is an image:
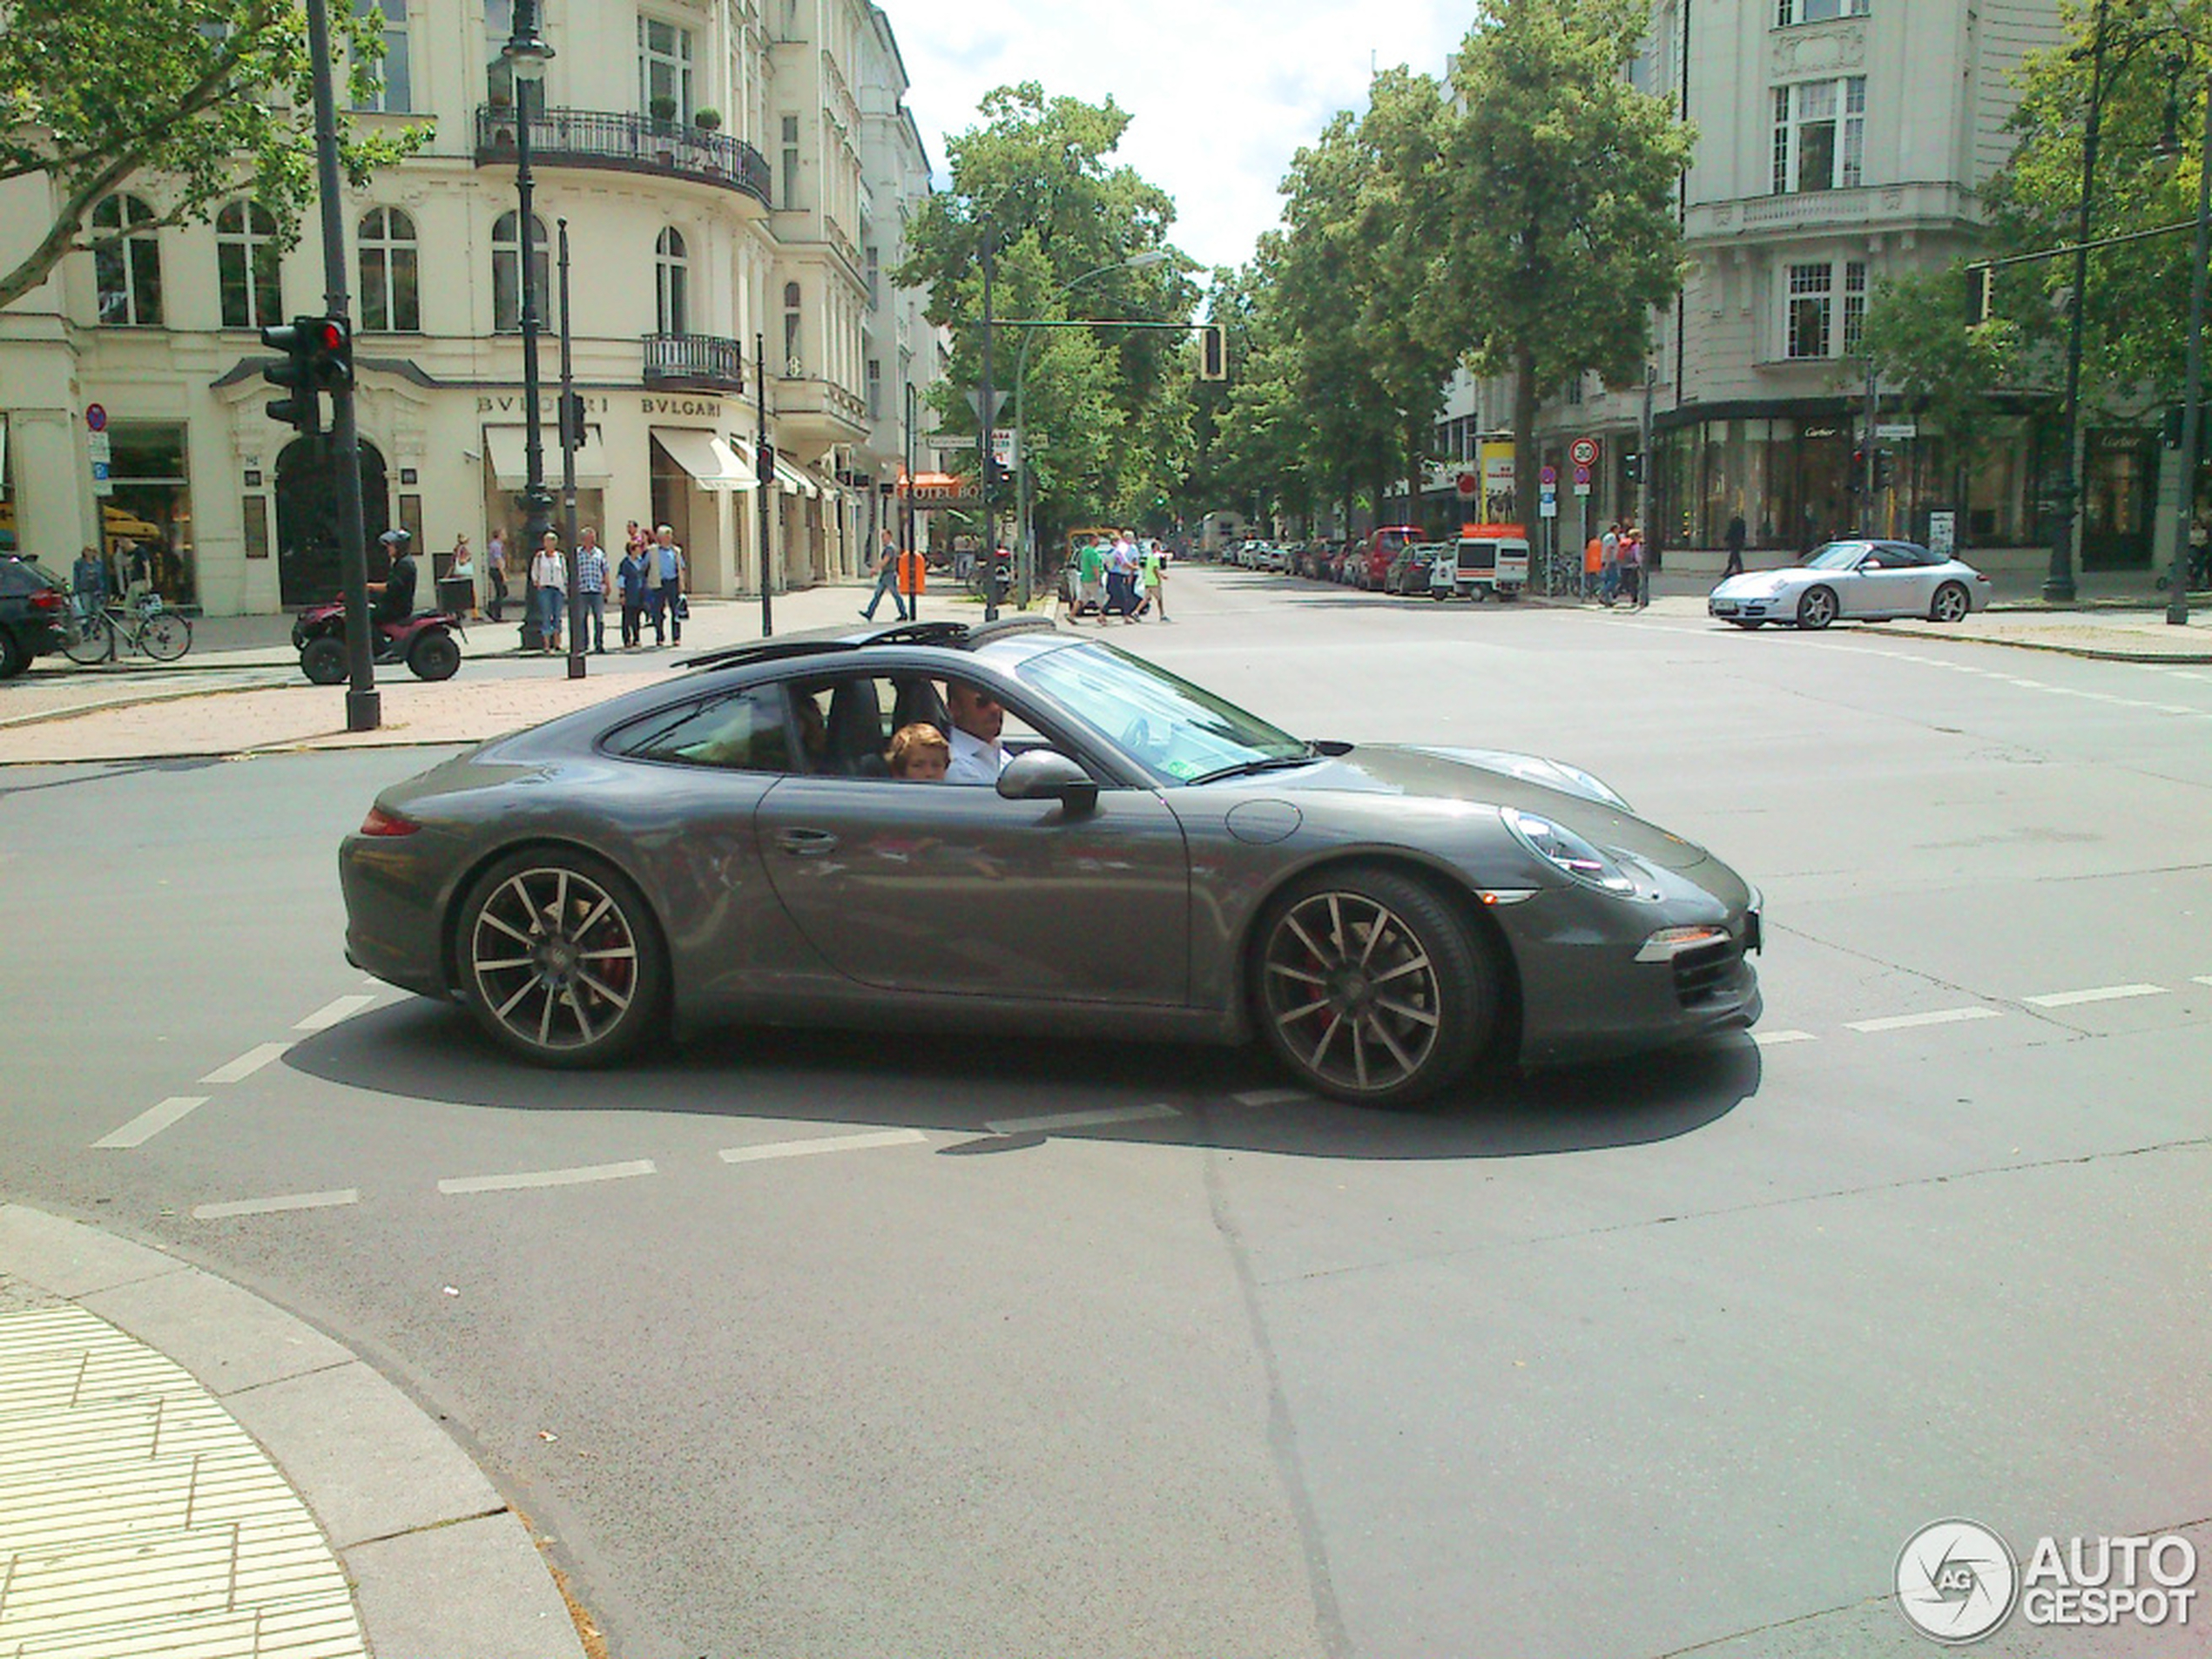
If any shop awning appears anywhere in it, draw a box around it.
[772,455,819,498]
[651,428,759,490]
[484,424,610,489]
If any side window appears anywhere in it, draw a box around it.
[788,675,894,777]
[614,687,794,772]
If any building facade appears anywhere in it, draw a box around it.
[0,0,944,615]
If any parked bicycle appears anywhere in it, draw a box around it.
[63,595,193,664]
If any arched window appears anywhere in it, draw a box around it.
[491,210,548,334]
[782,280,802,376]
[359,207,421,332]
[655,227,687,335]
[92,194,163,326]
[216,199,282,330]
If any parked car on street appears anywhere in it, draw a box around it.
[1383,542,1444,596]
[1708,540,1991,630]
[1356,526,1424,590]
[0,554,71,678]
[1437,525,1531,601]
[341,617,1763,1106]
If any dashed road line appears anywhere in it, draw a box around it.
[2023,983,2169,1008]
[199,1042,293,1084]
[437,1158,657,1195]
[719,1130,928,1164]
[1751,1029,1818,1047]
[985,1103,1181,1135]
[92,1097,212,1150]
[192,1189,360,1220]
[2195,975,2212,988]
[1845,1007,2005,1034]
[293,995,377,1032]
[1228,1088,1316,1107]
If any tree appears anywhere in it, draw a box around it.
[1858,264,2020,531]
[0,0,428,314]
[1439,0,1694,530]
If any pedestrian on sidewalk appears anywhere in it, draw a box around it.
[617,536,651,648]
[71,545,108,624]
[530,531,566,652]
[574,527,610,653]
[1582,530,1602,602]
[1722,512,1747,579]
[447,536,476,617]
[1139,542,1169,621]
[1621,523,1645,609]
[860,529,910,621]
[485,529,509,622]
[650,524,686,646]
[1599,523,1622,606]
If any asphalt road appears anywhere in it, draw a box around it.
[3,563,2208,1659]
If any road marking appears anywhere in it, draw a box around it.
[192,1189,360,1220]
[2195,975,2212,988]
[2022,982,2169,1008]
[2005,678,2046,688]
[437,1158,657,1195]
[1228,1088,1315,1107]
[984,1103,1181,1135]
[718,1130,928,1164]
[1846,1007,2004,1034]
[199,1042,293,1084]
[93,1096,212,1150]
[1751,1029,1818,1047]
[294,994,378,1032]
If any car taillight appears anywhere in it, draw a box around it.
[29,589,64,612]
[359,806,421,837]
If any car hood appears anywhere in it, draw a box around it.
[1710,568,1818,598]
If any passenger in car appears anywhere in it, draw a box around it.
[886,723,949,781]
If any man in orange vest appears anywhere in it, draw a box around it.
[1582,529,1603,603]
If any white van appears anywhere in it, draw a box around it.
[1432,524,1530,600]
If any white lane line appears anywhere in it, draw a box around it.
[437,1158,657,1195]
[294,995,377,1033]
[2195,975,2212,988]
[718,1130,927,1164]
[93,1096,212,1150]
[199,1042,294,1084]
[1228,1088,1315,1107]
[1846,1007,2005,1034]
[1751,1029,1819,1047]
[192,1189,360,1220]
[2023,983,2169,1009]
[984,1103,1181,1136]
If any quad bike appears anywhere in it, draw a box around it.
[293,598,465,684]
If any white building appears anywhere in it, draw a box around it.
[0,0,945,615]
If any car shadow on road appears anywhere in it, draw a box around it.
[283,998,1762,1162]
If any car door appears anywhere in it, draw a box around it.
[752,669,1192,1006]
[1844,544,1932,617]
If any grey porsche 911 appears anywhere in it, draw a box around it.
[341,618,1761,1106]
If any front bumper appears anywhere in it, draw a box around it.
[1709,594,1784,620]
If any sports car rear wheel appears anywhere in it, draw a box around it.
[1255,867,1495,1108]
[1796,585,1838,630]
[1931,581,1970,623]
[457,848,665,1067]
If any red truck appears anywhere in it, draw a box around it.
[1354,525,1424,590]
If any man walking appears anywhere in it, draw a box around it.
[1723,512,1747,579]
[860,529,909,622]
[617,536,651,648]
[573,527,611,653]
[1599,522,1622,606]
[529,530,565,652]
[649,524,685,647]
[485,529,509,622]
[1139,542,1168,621]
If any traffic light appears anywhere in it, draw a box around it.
[1874,448,1897,490]
[260,316,322,436]
[307,314,351,394]
[1966,263,1995,327]
[560,391,588,448]
[1848,446,1867,491]
[1198,324,1227,381]
[756,437,776,489]
[1622,452,1643,485]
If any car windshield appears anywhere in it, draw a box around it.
[1011,640,1310,785]
[1804,542,1873,570]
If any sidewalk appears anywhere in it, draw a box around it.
[0,1203,588,1659]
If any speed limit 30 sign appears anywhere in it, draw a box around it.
[1569,435,1602,469]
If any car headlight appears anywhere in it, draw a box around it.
[1506,810,1636,894]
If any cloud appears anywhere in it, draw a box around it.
[880,0,1471,273]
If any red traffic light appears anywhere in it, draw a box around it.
[316,320,346,350]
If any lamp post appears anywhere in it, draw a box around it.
[556,217,583,678]
[1012,248,1171,607]
[503,0,556,644]
[903,379,919,597]
[978,219,999,622]
[2161,55,2211,625]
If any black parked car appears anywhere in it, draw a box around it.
[0,555,71,678]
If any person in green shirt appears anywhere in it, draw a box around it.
[1074,539,1106,620]
[1136,544,1167,621]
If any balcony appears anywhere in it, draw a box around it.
[643,333,746,393]
[474,106,771,209]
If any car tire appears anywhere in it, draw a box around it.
[455,846,667,1068]
[300,635,348,685]
[1796,585,1838,630]
[0,627,27,680]
[1252,865,1497,1108]
[1930,582,1970,624]
[408,629,462,680]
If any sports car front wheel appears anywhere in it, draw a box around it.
[456,848,666,1066]
[1254,867,1497,1108]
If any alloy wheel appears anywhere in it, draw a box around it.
[469,864,644,1055]
[1262,888,1446,1097]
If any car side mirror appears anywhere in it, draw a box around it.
[997,749,1098,815]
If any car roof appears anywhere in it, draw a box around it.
[672,616,1058,678]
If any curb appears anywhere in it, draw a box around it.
[0,1202,590,1659]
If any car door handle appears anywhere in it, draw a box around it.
[776,827,840,858]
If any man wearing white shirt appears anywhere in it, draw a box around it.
[943,681,1011,785]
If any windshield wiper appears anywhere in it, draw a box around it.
[1188,747,1323,786]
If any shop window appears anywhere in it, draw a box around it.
[1772,77,1865,193]
[1778,0,1869,22]
[1785,262,1832,358]
[359,206,421,332]
[216,199,283,331]
[492,210,549,334]
[354,0,411,111]
[637,15,693,120]
[104,422,194,608]
[656,226,688,335]
[92,194,164,327]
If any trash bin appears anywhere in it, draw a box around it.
[435,576,474,617]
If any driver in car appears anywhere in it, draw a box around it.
[943,681,1009,785]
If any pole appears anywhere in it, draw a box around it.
[1015,328,1035,610]
[2050,0,2112,603]
[557,218,583,678]
[1862,354,1879,531]
[1638,363,1655,586]
[513,9,554,643]
[303,0,376,730]
[903,380,918,609]
[979,219,999,622]
[2169,64,2211,627]
[757,332,773,637]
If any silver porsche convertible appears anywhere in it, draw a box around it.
[341,619,1762,1106]
[1708,539,1992,630]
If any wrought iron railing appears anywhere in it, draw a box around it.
[474,106,771,208]
[643,333,746,391]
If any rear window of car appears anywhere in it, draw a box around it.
[610,686,796,772]
[0,558,65,595]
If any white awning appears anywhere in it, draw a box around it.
[484,424,610,489]
[651,427,760,491]
[772,455,819,498]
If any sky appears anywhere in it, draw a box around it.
[877,0,1476,275]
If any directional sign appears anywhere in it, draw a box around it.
[1876,422,1919,441]
[1569,435,1601,469]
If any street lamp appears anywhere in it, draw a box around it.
[503,0,555,644]
[2047,0,2118,604]
[2156,52,2210,626]
[1011,248,1171,607]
